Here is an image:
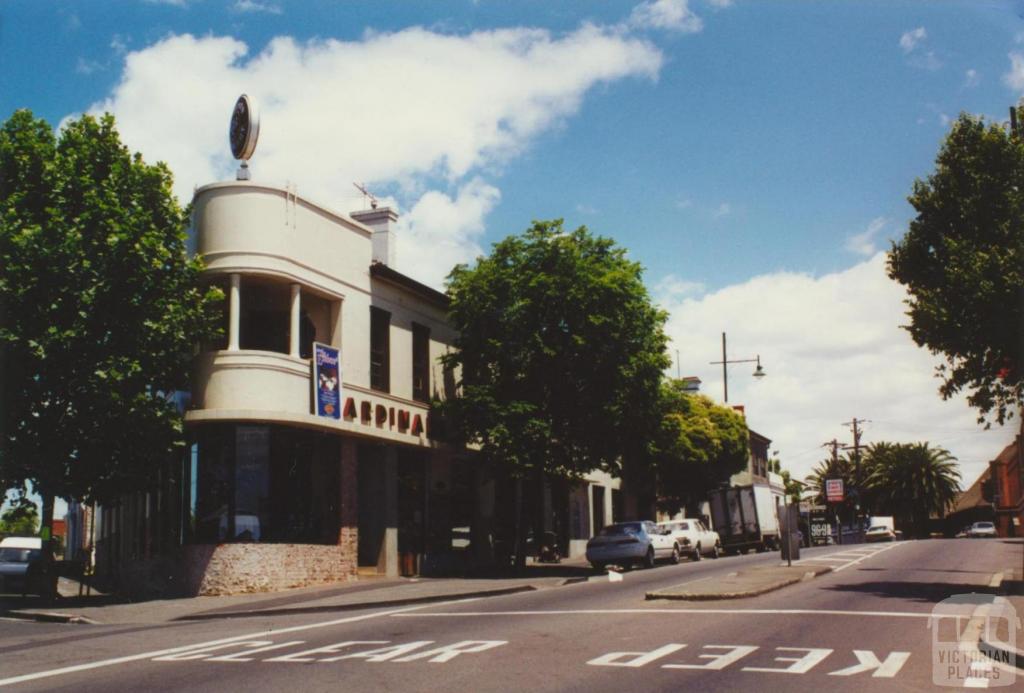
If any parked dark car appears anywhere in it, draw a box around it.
[0,543,42,595]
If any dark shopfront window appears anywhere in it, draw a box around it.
[191,425,339,544]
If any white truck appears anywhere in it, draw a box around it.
[708,484,782,554]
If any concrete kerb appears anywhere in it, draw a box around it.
[0,580,557,626]
[645,564,834,601]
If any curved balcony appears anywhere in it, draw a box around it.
[191,350,312,415]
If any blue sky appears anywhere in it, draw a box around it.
[2,0,1022,501]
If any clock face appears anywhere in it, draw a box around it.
[229,94,259,160]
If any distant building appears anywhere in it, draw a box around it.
[990,426,1023,537]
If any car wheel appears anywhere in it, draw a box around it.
[692,543,702,561]
[669,544,680,565]
[643,546,656,569]
[711,542,721,559]
[591,562,605,572]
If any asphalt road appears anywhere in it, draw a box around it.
[1,538,1020,692]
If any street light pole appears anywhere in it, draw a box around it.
[709,331,766,403]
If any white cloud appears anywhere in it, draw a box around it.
[654,254,1016,488]
[398,178,500,286]
[629,0,704,33]
[712,202,731,219]
[110,34,129,55]
[899,27,941,70]
[75,57,103,75]
[708,0,733,7]
[85,25,662,287]
[233,0,283,14]
[899,27,926,54]
[1004,52,1024,92]
[654,274,705,299]
[963,68,979,88]
[844,217,887,257]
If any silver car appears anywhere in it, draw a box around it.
[966,521,997,538]
[586,521,680,571]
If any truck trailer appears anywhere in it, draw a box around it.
[708,484,783,554]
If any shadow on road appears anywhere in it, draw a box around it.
[823,580,999,604]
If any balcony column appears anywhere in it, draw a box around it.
[289,283,301,357]
[227,273,241,351]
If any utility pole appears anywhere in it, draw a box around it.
[822,439,841,544]
[842,418,870,543]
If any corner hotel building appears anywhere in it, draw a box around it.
[87,176,628,596]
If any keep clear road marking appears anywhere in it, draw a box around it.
[0,599,483,689]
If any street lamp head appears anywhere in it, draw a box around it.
[752,355,766,378]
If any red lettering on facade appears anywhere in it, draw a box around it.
[411,414,423,436]
[343,398,356,419]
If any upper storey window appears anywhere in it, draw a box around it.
[240,279,289,354]
[412,323,430,403]
[370,307,390,392]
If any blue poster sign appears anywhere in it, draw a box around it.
[313,342,341,419]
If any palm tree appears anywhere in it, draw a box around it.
[865,442,960,538]
[804,454,861,532]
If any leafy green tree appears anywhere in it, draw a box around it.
[653,382,749,515]
[865,442,961,538]
[443,220,669,563]
[887,109,1023,425]
[0,110,222,537]
[0,496,38,536]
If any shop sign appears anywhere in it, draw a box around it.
[312,342,341,419]
[825,478,844,503]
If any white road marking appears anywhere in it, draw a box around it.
[742,647,833,674]
[831,542,904,572]
[395,607,952,620]
[0,600,477,688]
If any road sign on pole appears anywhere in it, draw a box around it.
[825,478,844,503]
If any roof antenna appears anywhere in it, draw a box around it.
[353,182,378,209]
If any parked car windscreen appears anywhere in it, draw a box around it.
[598,523,643,537]
[0,548,40,563]
[972,522,994,529]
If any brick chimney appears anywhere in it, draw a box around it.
[351,207,398,266]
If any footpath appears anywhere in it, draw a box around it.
[0,559,594,626]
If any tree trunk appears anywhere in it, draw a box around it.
[39,489,57,601]
[512,477,525,572]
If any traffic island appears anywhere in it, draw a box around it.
[645,563,834,601]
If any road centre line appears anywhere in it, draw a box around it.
[0,600,476,688]
[394,607,950,620]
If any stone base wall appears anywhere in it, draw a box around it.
[184,543,358,596]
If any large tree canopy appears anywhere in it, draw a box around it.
[887,110,1023,425]
[442,219,670,482]
[653,382,749,514]
[0,110,222,512]
[865,442,960,538]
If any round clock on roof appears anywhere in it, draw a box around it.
[229,94,260,161]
